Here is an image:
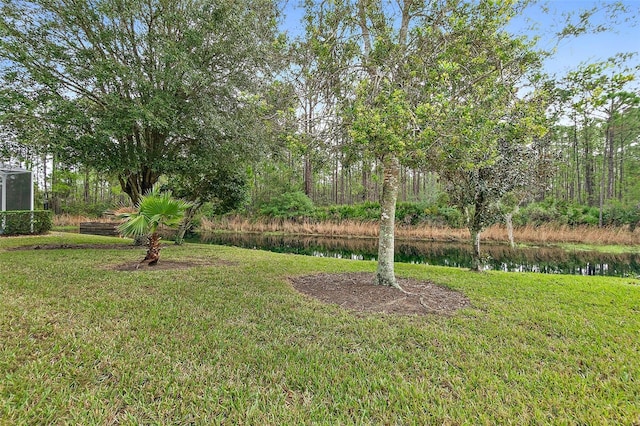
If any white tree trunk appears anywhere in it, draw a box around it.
[470,227,482,272]
[376,156,401,288]
[505,212,515,248]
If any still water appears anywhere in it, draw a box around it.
[195,232,640,277]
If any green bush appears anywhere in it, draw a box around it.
[395,202,463,227]
[584,207,600,225]
[0,210,52,235]
[602,201,640,227]
[438,206,464,228]
[520,205,562,226]
[513,200,640,228]
[313,202,381,222]
[58,200,114,217]
[259,191,315,220]
[253,196,640,230]
[311,201,464,228]
[396,202,424,225]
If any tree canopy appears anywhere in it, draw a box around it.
[0,0,282,204]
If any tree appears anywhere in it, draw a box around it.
[612,105,640,202]
[350,82,416,287]
[117,188,191,267]
[441,136,542,270]
[410,1,550,270]
[553,56,639,219]
[0,0,281,204]
[301,0,544,285]
[344,0,426,289]
[166,166,248,245]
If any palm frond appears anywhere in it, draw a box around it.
[118,187,192,238]
[117,214,150,237]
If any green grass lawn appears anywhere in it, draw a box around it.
[1,233,639,424]
[554,242,640,254]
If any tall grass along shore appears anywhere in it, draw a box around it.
[53,214,640,247]
[200,216,640,246]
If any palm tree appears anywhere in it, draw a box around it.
[117,188,191,267]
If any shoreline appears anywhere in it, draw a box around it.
[200,217,640,247]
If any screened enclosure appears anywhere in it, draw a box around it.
[0,164,33,212]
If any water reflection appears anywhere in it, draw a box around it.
[196,232,640,277]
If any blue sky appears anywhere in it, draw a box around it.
[279,0,640,78]
[510,0,640,76]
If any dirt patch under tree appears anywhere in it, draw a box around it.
[291,272,470,316]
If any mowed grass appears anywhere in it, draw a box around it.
[1,233,639,424]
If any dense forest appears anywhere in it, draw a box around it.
[1,0,639,226]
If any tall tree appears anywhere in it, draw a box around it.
[0,0,281,204]
[414,1,549,270]
[554,57,639,217]
[305,0,543,285]
[345,0,426,289]
[350,81,416,287]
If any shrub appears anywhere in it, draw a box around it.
[0,210,52,235]
[514,202,565,226]
[312,201,464,228]
[602,201,639,227]
[259,191,315,220]
[513,201,640,228]
[396,202,424,225]
[439,206,464,228]
[583,207,600,226]
[58,200,114,217]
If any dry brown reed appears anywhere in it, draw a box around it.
[53,209,135,228]
[200,216,640,246]
[53,214,114,227]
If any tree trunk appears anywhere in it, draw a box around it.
[599,147,606,228]
[401,166,407,202]
[362,162,369,201]
[175,202,202,245]
[83,167,90,204]
[618,133,624,202]
[304,155,313,197]
[119,168,159,205]
[573,119,580,203]
[606,124,615,199]
[376,156,400,289]
[139,232,161,267]
[584,122,595,206]
[505,212,515,248]
[42,152,49,210]
[470,226,482,272]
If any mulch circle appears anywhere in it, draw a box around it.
[291,272,471,316]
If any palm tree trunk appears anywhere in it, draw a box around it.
[141,232,161,266]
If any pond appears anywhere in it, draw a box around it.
[195,232,640,277]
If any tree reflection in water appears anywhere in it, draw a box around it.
[197,232,640,277]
